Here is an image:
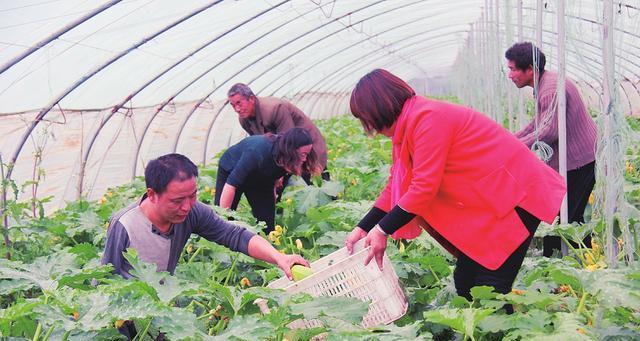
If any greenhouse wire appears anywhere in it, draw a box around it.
[304,39,470,102]
[262,2,471,97]
[5,0,225,183]
[0,0,157,100]
[0,0,122,75]
[109,0,290,114]
[245,0,432,99]
[289,23,471,101]
[297,40,465,115]
[193,0,390,165]
[132,2,339,172]
[80,1,290,192]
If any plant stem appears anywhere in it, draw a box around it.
[135,319,153,341]
[188,246,203,263]
[32,323,42,341]
[0,155,11,259]
[61,331,70,341]
[41,324,55,341]
[427,264,441,283]
[576,292,588,315]
[32,295,49,341]
[223,256,239,286]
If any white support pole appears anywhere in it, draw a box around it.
[517,0,526,129]
[505,0,514,131]
[495,0,503,126]
[602,0,617,268]
[536,0,543,48]
[486,1,496,119]
[480,12,487,113]
[557,0,569,256]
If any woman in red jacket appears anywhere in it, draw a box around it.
[344,69,566,304]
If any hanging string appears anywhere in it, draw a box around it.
[531,43,554,162]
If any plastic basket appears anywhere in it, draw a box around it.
[265,239,408,329]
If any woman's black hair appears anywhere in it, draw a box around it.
[272,128,321,176]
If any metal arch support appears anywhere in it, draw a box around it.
[293,25,470,104]
[302,32,467,100]
[201,100,231,164]
[304,40,464,113]
[148,2,338,168]
[312,41,487,112]
[260,2,478,97]
[183,0,392,165]
[0,0,122,75]
[80,1,289,181]
[111,1,290,114]
[6,0,223,183]
[250,0,440,93]
[319,40,465,96]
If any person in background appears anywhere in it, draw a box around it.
[343,69,566,309]
[215,128,321,233]
[505,42,597,256]
[102,153,308,339]
[227,83,330,189]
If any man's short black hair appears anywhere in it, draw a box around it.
[505,42,546,72]
[145,153,198,194]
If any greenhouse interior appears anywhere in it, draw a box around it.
[0,0,639,340]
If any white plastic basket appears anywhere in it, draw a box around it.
[264,239,408,328]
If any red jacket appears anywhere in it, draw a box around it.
[375,96,566,270]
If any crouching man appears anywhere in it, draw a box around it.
[101,153,307,338]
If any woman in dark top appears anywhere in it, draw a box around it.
[215,128,321,232]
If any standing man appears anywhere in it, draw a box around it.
[505,42,597,256]
[227,83,329,184]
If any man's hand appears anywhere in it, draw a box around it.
[363,226,388,271]
[275,253,310,280]
[344,226,368,254]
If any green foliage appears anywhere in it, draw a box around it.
[0,115,638,340]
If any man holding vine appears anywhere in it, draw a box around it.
[505,42,597,256]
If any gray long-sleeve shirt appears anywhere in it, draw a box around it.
[101,197,255,278]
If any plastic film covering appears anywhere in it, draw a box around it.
[1,0,640,215]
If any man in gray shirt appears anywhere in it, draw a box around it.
[101,153,308,280]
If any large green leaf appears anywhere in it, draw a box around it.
[0,250,78,291]
[499,290,559,311]
[124,250,199,303]
[423,308,494,340]
[153,307,205,341]
[579,269,640,310]
[369,321,428,340]
[0,278,35,296]
[0,298,41,323]
[206,283,261,316]
[319,181,344,197]
[288,296,369,325]
[314,231,349,248]
[212,315,275,341]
